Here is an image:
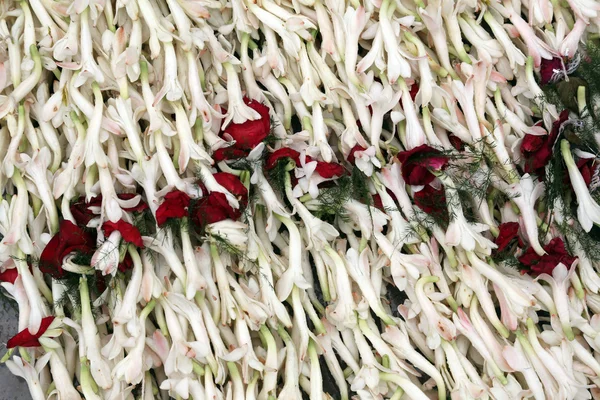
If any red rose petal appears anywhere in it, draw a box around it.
[413,185,447,216]
[347,145,366,165]
[118,194,149,212]
[265,148,301,170]
[518,237,576,276]
[39,220,96,278]
[213,148,249,163]
[103,220,144,248]
[314,162,346,179]
[540,57,564,85]
[397,145,449,186]
[0,268,18,285]
[222,98,270,150]
[409,83,419,101]
[494,222,520,252]
[155,190,191,227]
[7,316,55,348]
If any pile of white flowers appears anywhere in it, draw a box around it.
[1,0,600,399]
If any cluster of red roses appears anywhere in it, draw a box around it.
[389,141,580,277]
[38,195,149,278]
[156,172,249,230]
[494,222,576,276]
[521,110,596,185]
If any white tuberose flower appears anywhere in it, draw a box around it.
[6,354,52,400]
[352,146,381,176]
[561,140,600,232]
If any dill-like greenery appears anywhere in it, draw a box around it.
[351,167,373,206]
[313,175,353,220]
[209,233,258,271]
[266,158,291,198]
[132,209,157,237]
[54,270,106,314]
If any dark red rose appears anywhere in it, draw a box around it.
[213,173,249,209]
[576,158,596,187]
[518,237,576,276]
[155,190,191,227]
[192,173,249,228]
[540,57,564,85]
[192,193,233,227]
[213,147,249,163]
[347,145,366,164]
[7,316,55,348]
[314,162,346,178]
[118,253,134,273]
[0,268,18,284]
[102,220,144,248]
[39,220,96,278]
[265,148,301,170]
[222,98,270,150]
[495,222,521,252]
[70,196,102,226]
[397,145,449,186]
[521,110,570,176]
[409,83,419,101]
[521,134,545,153]
[95,271,107,293]
[71,195,148,226]
[413,185,447,217]
[118,194,149,212]
[372,194,384,211]
[448,135,465,151]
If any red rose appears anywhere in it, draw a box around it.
[518,237,576,276]
[372,194,384,211]
[39,220,96,278]
[223,98,270,150]
[573,158,596,188]
[70,196,101,226]
[192,173,248,227]
[314,161,346,179]
[397,145,449,185]
[71,195,148,226]
[494,222,521,252]
[102,220,144,248]
[118,194,150,212]
[521,110,569,176]
[95,271,108,293]
[448,135,465,151]
[0,268,18,284]
[155,190,191,227]
[192,193,234,226]
[347,145,366,164]
[540,57,564,85]
[413,185,447,217]
[265,148,301,170]
[213,147,249,163]
[409,83,419,101]
[7,316,55,348]
[118,253,134,273]
[214,173,248,204]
